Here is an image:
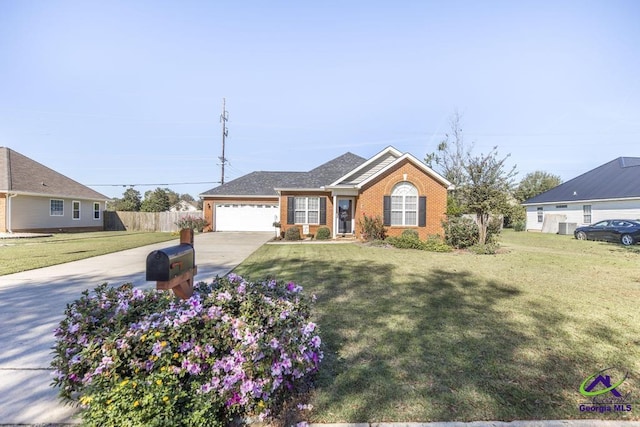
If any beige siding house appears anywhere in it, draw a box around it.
[0,147,110,233]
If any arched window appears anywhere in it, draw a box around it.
[391,182,418,226]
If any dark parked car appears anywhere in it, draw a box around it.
[574,219,640,246]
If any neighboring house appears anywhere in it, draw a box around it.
[200,146,453,239]
[169,200,200,212]
[522,157,640,232]
[0,147,110,233]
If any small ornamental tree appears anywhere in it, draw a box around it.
[51,275,323,427]
[459,147,517,245]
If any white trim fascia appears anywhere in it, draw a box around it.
[273,188,328,192]
[5,190,110,201]
[521,196,640,207]
[328,146,403,186]
[356,153,453,189]
[200,194,278,199]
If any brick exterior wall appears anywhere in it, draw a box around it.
[0,193,6,232]
[202,197,279,232]
[358,159,448,240]
[280,191,333,238]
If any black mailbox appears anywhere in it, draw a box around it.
[146,243,194,282]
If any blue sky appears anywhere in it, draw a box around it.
[1,1,639,199]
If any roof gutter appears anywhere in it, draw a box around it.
[521,195,640,206]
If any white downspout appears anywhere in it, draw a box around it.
[6,193,17,233]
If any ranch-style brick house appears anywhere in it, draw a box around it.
[522,157,640,232]
[200,146,453,239]
[0,147,109,233]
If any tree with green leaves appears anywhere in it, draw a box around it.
[140,187,171,212]
[426,111,518,244]
[460,147,518,244]
[514,171,562,202]
[108,188,142,211]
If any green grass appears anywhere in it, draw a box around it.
[0,231,177,275]
[233,230,640,422]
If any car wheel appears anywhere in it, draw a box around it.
[576,231,587,240]
[621,234,635,246]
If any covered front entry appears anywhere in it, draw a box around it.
[336,197,354,236]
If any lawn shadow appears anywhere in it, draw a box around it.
[235,253,640,422]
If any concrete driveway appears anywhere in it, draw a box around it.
[0,231,271,425]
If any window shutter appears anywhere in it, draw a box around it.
[383,196,391,226]
[418,196,427,227]
[287,197,295,224]
[319,197,327,225]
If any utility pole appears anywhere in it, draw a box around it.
[219,98,229,185]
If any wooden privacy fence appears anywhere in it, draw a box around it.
[104,211,204,232]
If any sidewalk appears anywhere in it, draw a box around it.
[0,231,272,425]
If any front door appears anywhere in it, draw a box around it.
[337,199,353,234]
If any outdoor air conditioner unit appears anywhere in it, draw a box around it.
[558,222,577,235]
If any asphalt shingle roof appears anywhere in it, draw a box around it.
[0,147,109,200]
[200,152,367,196]
[523,157,640,204]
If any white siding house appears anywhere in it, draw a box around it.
[0,147,109,233]
[523,157,640,232]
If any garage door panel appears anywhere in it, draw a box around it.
[215,204,279,231]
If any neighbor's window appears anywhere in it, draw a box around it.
[50,199,64,216]
[537,207,543,223]
[294,197,320,224]
[93,202,101,220]
[72,201,80,220]
[583,205,592,223]
[391,182,418,226]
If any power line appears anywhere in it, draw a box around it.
[88,181,220,187]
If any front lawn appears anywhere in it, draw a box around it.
[233,230,640,422]
[0,231,177,275]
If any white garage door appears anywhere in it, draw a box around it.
[215,203,279,232]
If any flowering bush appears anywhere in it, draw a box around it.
[51,275,323,427]
[175,215,209,232]
[358,214,386,241]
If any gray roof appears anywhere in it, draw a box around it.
[200,152,367,196]
[523,157,640,204]
[0,147,109,200]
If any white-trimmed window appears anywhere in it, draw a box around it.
[72,201,81,220]
[583,205,592,224]
[537,207,543,223]
[93,202,101,220]
[391,182,418,226]
[50,199,64,216]
[294,197,320,224]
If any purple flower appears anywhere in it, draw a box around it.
[217,291,232,301]
[207,306,223,318]
[310,335,321,348]
[179,341,193,352]
[302,322,316,336]
[132,288,145,300]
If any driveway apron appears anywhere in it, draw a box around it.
[0,231,271,425]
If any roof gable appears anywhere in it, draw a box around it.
[523,157,640,204]
[331,146,402,186]
[0,147,109,200]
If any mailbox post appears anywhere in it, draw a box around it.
[146,228,197,299]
